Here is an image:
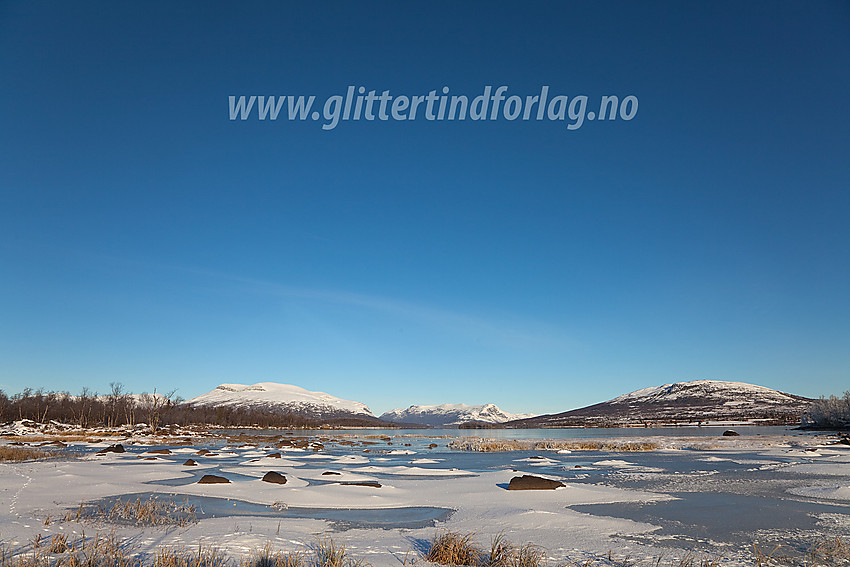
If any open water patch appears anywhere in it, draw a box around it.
[570,491,850,547]
[84,492,453,530]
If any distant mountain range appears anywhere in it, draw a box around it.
[508,380,814,427]
[185,379,815,428]
[184,383,525,427]
[379,403,534,427]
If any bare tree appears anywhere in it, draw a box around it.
[106,382,125,427]
[72,387,96,428]
[139,388,177,433]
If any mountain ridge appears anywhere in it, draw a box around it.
[183,379,814,428]
[380,403,534,427]
[507,379,814,428]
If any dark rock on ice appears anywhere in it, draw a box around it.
[198,474,230,484]
[507,475,565,490]
[262,471,287,484]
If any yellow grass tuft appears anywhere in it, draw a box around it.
[241,543,303,567]
[424,531,481,566]
[48,535,68,555]
[313,537,367,567]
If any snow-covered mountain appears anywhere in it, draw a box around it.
[510,380,814,427]
[185,383,375,420]
[380,403,534,427]
[609,380,804,406]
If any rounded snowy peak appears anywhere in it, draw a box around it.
[188,382,373,416]
[610,380,803,405]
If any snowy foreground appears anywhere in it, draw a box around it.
[1,429,849,566]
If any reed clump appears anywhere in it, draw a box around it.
[241,543,303,567]
[78,496,197,527]
[0,446,53,462]
[422,532,545,567]
[424,532,481,566]
[313,537,368,567]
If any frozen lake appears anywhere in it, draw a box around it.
[226,424,799,440]
[2,427,848,566]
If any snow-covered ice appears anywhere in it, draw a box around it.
[1,429,848,567]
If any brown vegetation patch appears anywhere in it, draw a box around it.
[0,445,53,462]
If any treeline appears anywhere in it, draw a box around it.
[802,391,850,429]
[0,384,321,430]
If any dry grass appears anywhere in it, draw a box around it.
[805,538,849,567]
[0,446,53,462]
[57,532,133,567]
[448,438,660,453]
[505,544,545,567]
[313,538,368,567]
[47,536,68,555]
[671,553,721,567]
[0,532,846,567]
[241,543,303,567]
[76,496,198,527]
[568,554,720,567]
[424,532,481,566]
[563,539,850,567]
[0,534,226,567]
[421,532,545,567]
[152,545,229,567]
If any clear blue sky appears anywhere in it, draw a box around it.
[1,2,848,415]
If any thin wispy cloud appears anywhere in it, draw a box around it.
[191,268,577,351]
[7,240,575,351]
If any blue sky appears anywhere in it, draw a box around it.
[1,2,848,415]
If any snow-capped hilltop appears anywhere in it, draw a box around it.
[380,403,534,427]
[510,379,814,428]
[610,380,804,406]
[186,382,374,419]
